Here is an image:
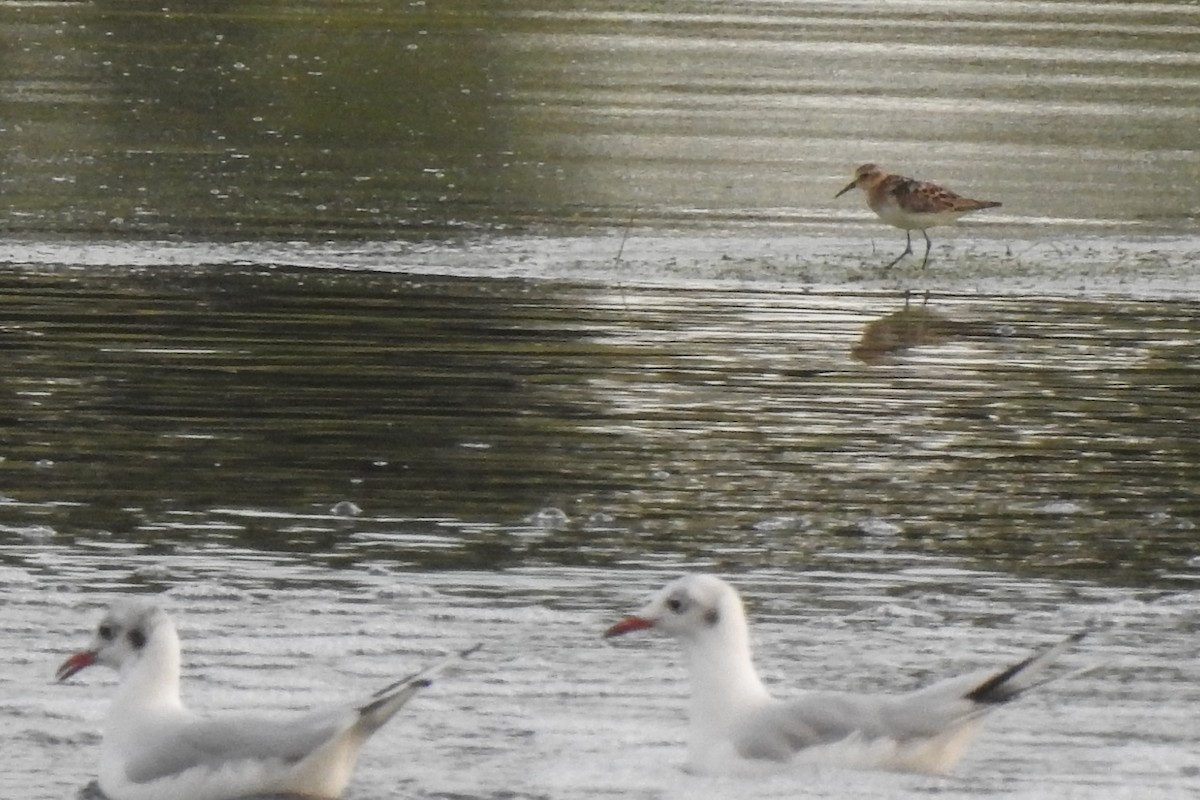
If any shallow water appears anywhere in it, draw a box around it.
[2,0,1198,237]
[2,0,1199,797]
[0,264,1197,799]
[8,563,1200,799]
[0,265,1195,585]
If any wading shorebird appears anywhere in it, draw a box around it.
[835,164,1001,271]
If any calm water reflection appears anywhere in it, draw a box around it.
[0,266,1194,586]
[2,1,1198,237]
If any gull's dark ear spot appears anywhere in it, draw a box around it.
[128,629,147,650]
[704,609,720,627]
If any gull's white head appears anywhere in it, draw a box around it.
[56,597,179,686]
[605,575,770,764]
[604,574,749,644]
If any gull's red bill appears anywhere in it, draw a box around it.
[56,650,97,683]
[603,615,654,638]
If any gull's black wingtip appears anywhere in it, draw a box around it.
[965,629,1089,706]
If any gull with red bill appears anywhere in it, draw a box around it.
[605,574,1089,775]
[56,597,478,800]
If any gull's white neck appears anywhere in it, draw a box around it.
[682,611,770,754]
[101,619,187,785]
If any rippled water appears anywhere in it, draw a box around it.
[2,0,1199,797]
[0,263,1197,799]
[8,563,1200,799]
[2,0,1198,236]
[0,264,1195,583]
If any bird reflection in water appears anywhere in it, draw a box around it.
[851,295,980,365]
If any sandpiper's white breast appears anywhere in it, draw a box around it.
[870,195,968,230]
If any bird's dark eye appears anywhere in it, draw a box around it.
[666,597,684,613]
[98,624,114,641]
[128,629,146,649]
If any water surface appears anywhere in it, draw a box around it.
[2,0,1198,237]
[0,266,1195,583]
[0,266,1196,799]
[1,1,1199,797]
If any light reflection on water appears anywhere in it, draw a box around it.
[2,0,1198,236]
[0,266,1194,583]
[0,264,1196,797]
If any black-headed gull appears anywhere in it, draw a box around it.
[56,597,478,800]
[604,574,1086,774]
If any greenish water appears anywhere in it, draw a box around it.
[2,3,1199,798]
[3,0,1198,237]
[0,266,1195,587]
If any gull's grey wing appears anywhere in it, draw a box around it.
[739,684,994,762]
[124,706,349,784]
[122,645,482,785]
[738,631,1088,762]
[738,692,899,760]
[356,643,482,734]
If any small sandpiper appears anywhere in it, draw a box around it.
[835,163,1001,271]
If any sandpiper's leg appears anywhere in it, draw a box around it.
[918,229,933,270]
[883,231,913,270]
